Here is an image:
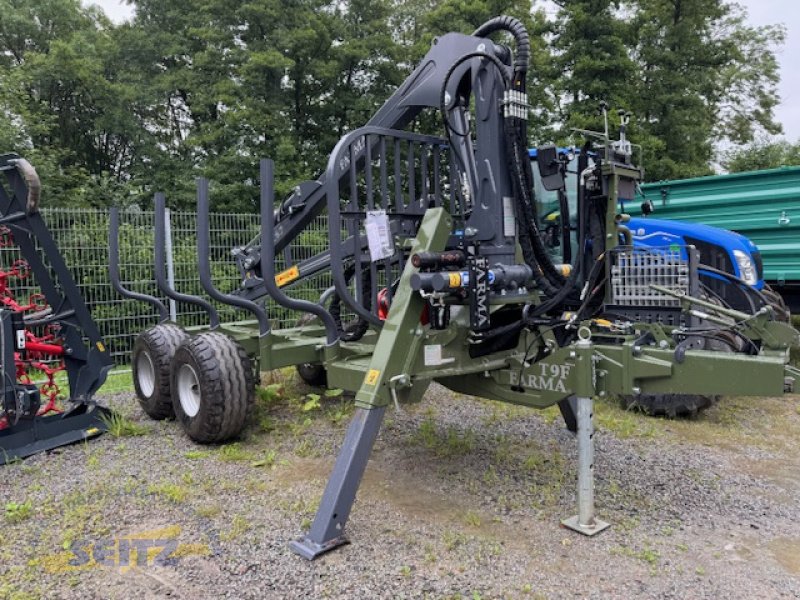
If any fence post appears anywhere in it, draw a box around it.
[164,208,178,322]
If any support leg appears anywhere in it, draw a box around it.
[561,395,610,535]
[289,406,386,560]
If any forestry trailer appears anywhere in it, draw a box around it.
[113,16,800,559]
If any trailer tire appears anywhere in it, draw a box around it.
[296,363,327,387]
[171,332,255,443]
[621,393,718,418]
[132,324,188,420]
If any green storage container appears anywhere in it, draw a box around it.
[640,166,800,306]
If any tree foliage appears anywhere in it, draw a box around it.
[0,0,788,209]
[723,138,800,173]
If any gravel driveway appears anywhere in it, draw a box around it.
[1,376,799,599]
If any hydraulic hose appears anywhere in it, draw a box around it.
[473,16,529,77]
[474,16,570,291]
[471,16,578,305]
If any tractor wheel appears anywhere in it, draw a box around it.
[170,332,255,443]
[132,324,188,420]
[621,393,719,418]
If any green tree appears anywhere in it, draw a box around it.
[628,0,784,181]
[0,0,153,207]
[723,138,800,173]
[550,0,635,134]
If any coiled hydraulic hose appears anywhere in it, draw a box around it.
[473,16,529,79]
[473,16,571,294]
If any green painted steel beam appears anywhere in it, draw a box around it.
[353,207,452,409]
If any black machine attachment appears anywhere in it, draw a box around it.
[0,155,113,464]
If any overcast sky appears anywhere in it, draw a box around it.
[87,0,800,141]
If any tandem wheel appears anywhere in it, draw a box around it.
[170,331,255,443]
[132,323,188,420]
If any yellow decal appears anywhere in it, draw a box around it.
[96,341,106,352]
[275,265,300,287]
[448,272,461,288]
[365,369,380,386]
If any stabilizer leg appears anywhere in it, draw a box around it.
[290,207,451,559]
[561,395,610,535]
[289,406,386,559]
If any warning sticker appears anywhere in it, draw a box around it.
[365,369,381,386]
[423,344,455,367]
[365,210,394,262]
[275,265,300,287]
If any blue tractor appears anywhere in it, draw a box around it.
[529,147,790,416]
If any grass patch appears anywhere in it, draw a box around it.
[184,450,211,460]
[412,417,476,458]
[4,501,33,523]
[611,543,660,567]
[196,504,222,519]
[462,510,482,527]
[595,396,658,439]
[250,449,277,468]
[101,412,150,437]
[221,514,251,541]
[666,394,800,453]
[147,482,189,504]
[217,442,254,462]
[442,529,469,551]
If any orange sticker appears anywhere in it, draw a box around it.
[275,265,300,287]
[448,272,461,288]
[365,369,380,386]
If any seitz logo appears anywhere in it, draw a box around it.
[41,526,217,573]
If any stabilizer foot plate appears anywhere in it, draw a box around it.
[289,535,350,560]
[561,515,610,536]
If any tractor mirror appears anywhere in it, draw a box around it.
[536,144,565,191]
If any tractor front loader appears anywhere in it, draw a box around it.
[113,16,800,559]
[0,155,113,464]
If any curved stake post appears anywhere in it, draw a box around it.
[196,178,270,336]
[109,207,169,322]
[153,193,220,328]
[259,159,339,344]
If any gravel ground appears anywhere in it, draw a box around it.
[1,378,799,600]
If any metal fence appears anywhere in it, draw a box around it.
[1,207,332,370]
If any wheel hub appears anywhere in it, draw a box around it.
[135,351,156,397]
[177,363,201,417]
